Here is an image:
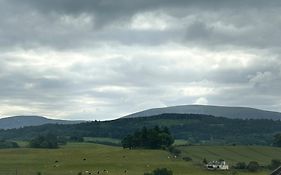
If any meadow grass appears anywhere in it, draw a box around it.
[0,142,274,175]
[179,145,281,166]
[84,137,121,145]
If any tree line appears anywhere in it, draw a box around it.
[121,126,174,149]
[1,113,281,145]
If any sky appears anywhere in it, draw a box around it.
[1,0,281,120]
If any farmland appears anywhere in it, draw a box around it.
[0,142,276,175]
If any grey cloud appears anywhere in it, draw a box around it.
[1,0,281,119]
[0,0,281,50]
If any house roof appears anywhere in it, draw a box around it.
[271,166,281,175]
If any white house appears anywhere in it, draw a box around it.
[206,160,229,170]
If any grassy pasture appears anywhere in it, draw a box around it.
[179,145,281,166]
[0,142,276,175]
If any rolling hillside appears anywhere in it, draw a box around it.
[179,145,281,166]
[124,105,281,120]
[1,113,281,145]
[0,142,273,175]
[0,116,83,129]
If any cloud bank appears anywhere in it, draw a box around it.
[0,0,281,120]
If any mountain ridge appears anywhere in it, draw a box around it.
[123,104,281,120]
[0,115,84,129]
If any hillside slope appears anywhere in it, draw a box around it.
[124,105,281,120]
[0,116,83,129]
[1,113,281,145]
[0,143,271,175]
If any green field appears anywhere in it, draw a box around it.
[179,145,281,166]
[84,137,121,145]
[0,143,276,175]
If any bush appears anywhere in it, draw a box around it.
[29,134,60,149]
[0,140,19,149]
[144,168,173,175]
[234,162,247,169]
[182,156,192,161]
[202,158,208,165]
[57,136,67,145]
[122,126,174,149]
[273,133,281,147]
[168,146,181,156]
[69,136,84,142]
[269,159,281,170]
[247,161,260,172]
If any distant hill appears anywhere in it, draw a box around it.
[0,116,83,129]
[124,105,281,120]
[1,113,281,145]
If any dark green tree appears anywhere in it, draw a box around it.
[202,158,208,164]
[273,133,281,147]
[0,140,19,149]
[269,159,281,170]
[144,168,173,175]
[122,126,174,149]
[234,162,247,169]
[121,135,134,149]
[29,134,59,149]
[247,161,260,172]
[168,146,181,156]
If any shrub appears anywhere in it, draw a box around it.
[0,140,19,149]
[144,168,173,175]
[168,146,181,156]
[69,136,84,142]
[182,156,192,161]
[247,161,260,172]
[273,133,281,147]
[269,159,281,170]
[29,134,60,149]
[202,158,208,165]
[234,162,247,169]
[122,126,174,149]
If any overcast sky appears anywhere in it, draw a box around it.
[1,0,281,120]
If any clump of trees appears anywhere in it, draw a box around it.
[273,133,281,147]
[29,134,65,149]
[69,136,84,142]
[233,161,260,172]
[168,146,181,156]
[144,168,173,175]
[0,139,19,149]
[247,161,260,172]
[121,126,174,149]
[202,158,208,165]
[182,156,192,161]
[269,159,281,170]
[233,162,247,169]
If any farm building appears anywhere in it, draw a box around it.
[271,166,281,175]
[206,160,229,170]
